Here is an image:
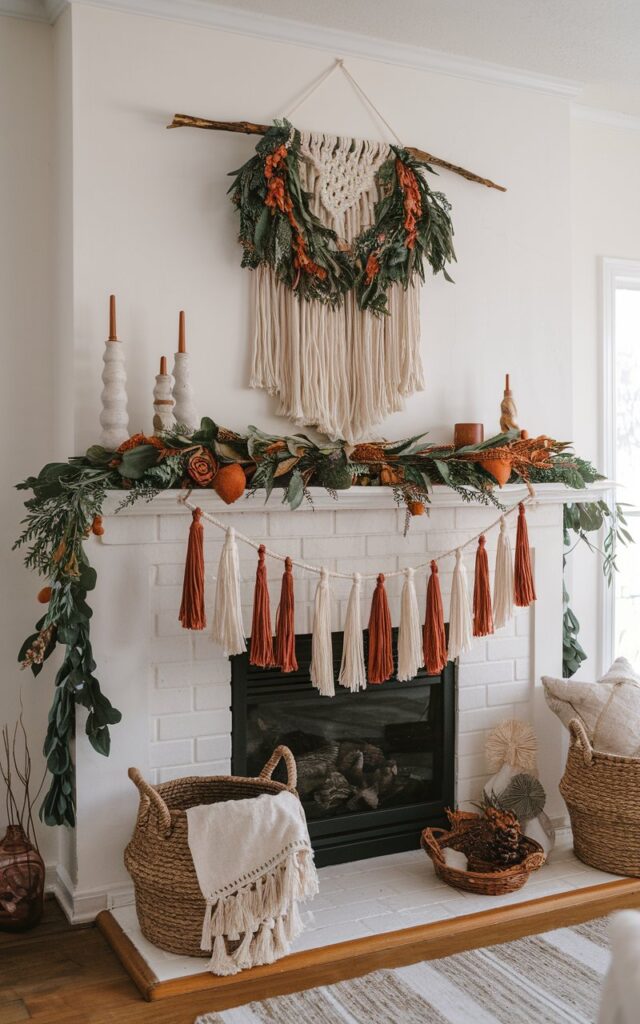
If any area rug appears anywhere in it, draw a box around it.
[195,916,610,1023]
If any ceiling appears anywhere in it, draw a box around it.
[218,0,640,117]
[10,0,640,117]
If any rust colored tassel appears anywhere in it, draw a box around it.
[473,535,494,637]
[250,544,275,668]
[423,561,448,675]
[178,507,206,630]
[367,574,394,684]
[275,557,298,673]
[515,503,537,606]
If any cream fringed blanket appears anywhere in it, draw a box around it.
[186,791,318,975]
[251,130,423,443]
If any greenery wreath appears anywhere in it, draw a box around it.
[228,120,456,314]
[14,420,622,827]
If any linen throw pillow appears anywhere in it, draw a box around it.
[542,657,640,756]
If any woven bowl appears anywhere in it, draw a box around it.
[421,810,546,896]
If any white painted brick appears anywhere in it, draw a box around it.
[196,735,232,762]
[156,563,187,586]
[457,641,488,665]
[456,776,486,803]
[155,659,229,688]
[151,636,192,663]
[457,685,487,711]
[158,710,230,741]
[487,681,531,705]
[149,739,194,768]
[100,515,158,544]
[458,753,488,778]
[487,636,529,660]
[335,510,400,535]
[458,660,514,685]
[193,632,246,661]
[149,688,193,715]
[426,531,476,554]
[516,612,531,636]
[493,617,516,637]
[527,505,562,528]
[194,685,231,711]
[155,611,184,637]
[515,658,531,681]
[456,731,487,756]
[454,506,502,529]
[459,705,515,733]
[366,532,427,556]
[336,555,398,577]
[158,759,230,783]
[151,585,184,612]
[268,510,334,537]
[303,535,366,559]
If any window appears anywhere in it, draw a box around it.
[603,259,640,665]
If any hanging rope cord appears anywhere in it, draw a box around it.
[178,493,535,582]
[281,57,405,147]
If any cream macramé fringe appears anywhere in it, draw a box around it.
[250,131,424,443]
[201,846,318,976]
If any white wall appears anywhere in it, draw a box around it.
[68,4,573,452]
[570,117,640,677]
[0,15,57,866]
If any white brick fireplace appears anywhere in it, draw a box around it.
[52,483,604,922]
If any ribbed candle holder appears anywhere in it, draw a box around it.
[172,311,198,432]
[99,295,129,449]
[153,356,175,433]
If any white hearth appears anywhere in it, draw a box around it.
[53,483,606,922]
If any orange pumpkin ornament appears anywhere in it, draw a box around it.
[91,515,105,536]
[212,463,246,505]
[37,587,52,604]
[408,500,425,516]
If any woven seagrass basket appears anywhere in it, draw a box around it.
[559,718,640,877]
[124,745,298,956]
[421,809,545,895]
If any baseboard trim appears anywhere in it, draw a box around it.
[48,864,134,925]
[98,877,640,1005]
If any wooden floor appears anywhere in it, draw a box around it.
[3,881,640,1022]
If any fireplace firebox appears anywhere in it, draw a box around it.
[231,629,455,866]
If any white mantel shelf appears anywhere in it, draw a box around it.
[102,480,612,516]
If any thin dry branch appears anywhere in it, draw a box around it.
[166,113,507,192]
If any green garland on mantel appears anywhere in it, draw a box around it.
[13,419,608,827]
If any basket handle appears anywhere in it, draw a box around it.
[568,718,594,766]
[259,745,297,790]
[420,827,447,864]
[128,767,172,835]
[522,849,546,872]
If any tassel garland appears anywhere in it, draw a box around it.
[274,557,298,673]
[515,502,536,606]
[212,527,246,656]
[473,535,494,637]
[493,517,515,629]
[249,545,275,668]
[178,507,206,630]
[310,569,335,696]
[448,549,473,660]
[423,560,448,675]
[397,567,424,681]
[368,574,394,684]
[339,573,366,691]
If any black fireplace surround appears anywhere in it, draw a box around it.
[231,629,455,867]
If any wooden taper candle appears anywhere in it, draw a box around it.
[153,355,175,433]
[99,294,129,449]
[500,373,519,433]
[172,311,198,431]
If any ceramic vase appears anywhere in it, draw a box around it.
[0,825,45,931]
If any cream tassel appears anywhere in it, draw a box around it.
[310,568,335,697]
[397,567,424,681]
[493,516,515,629]
[448,549,473,661]
[338,573,366,692]
[208,933,239,976]
[232,927,255,970]
[212,527,246,656]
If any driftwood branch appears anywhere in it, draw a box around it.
[166,114,507,193]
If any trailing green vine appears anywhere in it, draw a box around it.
[15,420,605,826]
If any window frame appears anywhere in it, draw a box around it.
[602,256,640,668]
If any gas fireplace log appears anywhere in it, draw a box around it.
[166,113,507,192]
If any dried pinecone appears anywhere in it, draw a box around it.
[485,806,522,866]
[349,443,388,464]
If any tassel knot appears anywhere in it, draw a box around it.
[339,573,366,691]
[368,574,394,684]
[275,557,297,673]
[397,567,423,681]
[493,516,515,628]
[424,560,448,675]
[179,506,206,630]
[449,549,473,660]
[250,544,275,668]
[212,527,246,656]
[310,568,335,696]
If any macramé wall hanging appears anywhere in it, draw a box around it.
[168,60,506,443]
